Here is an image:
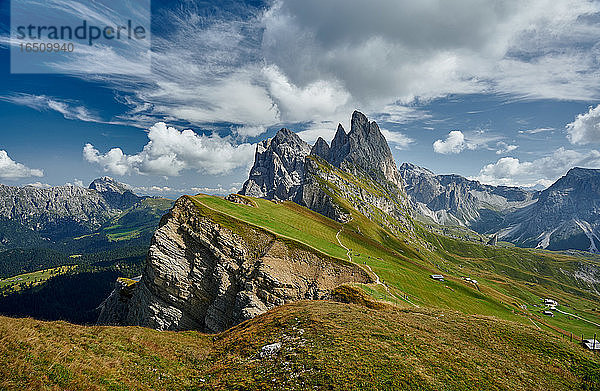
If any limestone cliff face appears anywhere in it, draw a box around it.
[239,128,310,201]
[98,196,372,332]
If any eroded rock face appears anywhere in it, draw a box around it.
[239,128,311,202]
[499,167,600,251]
[98,197,372,332]
[89,176,141,209]
[240,111,412,231]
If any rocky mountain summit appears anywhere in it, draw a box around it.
[89,176,141,209]
[0,177,142,241]
[241,111,411,230]
[401,163,600,252]
[498,167,600,251]
[239,128,311,202]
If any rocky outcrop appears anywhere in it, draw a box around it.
[98,196,372,332]
[310,137,330,160]
[239,128,311,201]
[89,176,141,209]
[336,111,405,189]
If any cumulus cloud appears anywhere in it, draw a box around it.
[566,104,600,145]
[234,125,267,138]
[0,150,43,179]
[263,0,600,107]
[473,147,600,187]
[433,131,468,154]
[433,130,503,154]
[84,122,256,176]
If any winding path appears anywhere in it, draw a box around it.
[335,220,419,308]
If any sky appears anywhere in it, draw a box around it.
[0,0,600,198]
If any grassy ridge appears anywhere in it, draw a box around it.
[0,300,598,390]
[191,194,600,338]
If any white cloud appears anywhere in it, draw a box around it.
[380,129,414,150]
[8,1,598,135]
[84,122,256,177]
[191,184,242,195]
[473,147,600,187]
[0,150,43,179]
[518,127,554,135]
[234,125,267,138]
[433,131,468,154]
[262,65,351,123]
[433,130,502,154]
[262,0,600,105]
[495,142,518,155]
[0,94,100,123]
[566,104,600,145]
[296,122,339,145]
[37,0,599,134]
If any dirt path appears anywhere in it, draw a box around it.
[555,309,600,328]
[529,318,542,330]
[335,220,419,308]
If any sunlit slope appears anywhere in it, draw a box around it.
[1,300,599,390]
[190,193,600,337]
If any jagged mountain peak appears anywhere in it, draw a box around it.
[399,162,436,177]
[310,137,330,160]
[272,127,300,143]
[239,127,310,201]
[567,166,600,175]
[89,176,132,194]
[339,111,402,187]
[89,177,140,209]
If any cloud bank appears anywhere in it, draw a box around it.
[474,148,600,187]
[0,150,44,179]
[84,122,255,176]
[566,104,600,145]
[23,0,599,133]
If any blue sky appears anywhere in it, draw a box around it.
[0,0,600,198]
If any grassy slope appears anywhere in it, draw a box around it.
[192,194,600,338]
[0,300,599,390]
[0,265,75,293]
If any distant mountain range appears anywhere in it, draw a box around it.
[0,177,142,243]
[238,112,600,253]
[400,163,600,253]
